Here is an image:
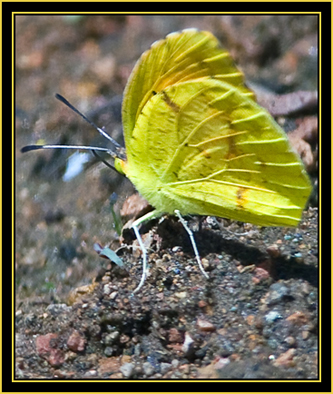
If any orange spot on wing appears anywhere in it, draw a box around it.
[236,186,248,209]
[202,150,211,158]
[162,91,180,112]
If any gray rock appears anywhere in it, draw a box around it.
[142,361,155,376]
[265,310,283,323]
[119,362,135,378]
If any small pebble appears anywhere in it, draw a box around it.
[171,359,179,369]
[104,347,113,357]
[104,331,119,345]
[160,362,172,375]
[286,311,309,325]
[83,369,97,377]
[67,330,86,352]
[266,283,291,306]
[265,311,282,323]
[273,348,296,367]
[284,336,296,347]
[103,284,112,295]
[182,332,194,354]
[142,361,155,376]
[196,317,216,332]
[266,244,281,258]
[168,328,183,343]
[119,362,135,378]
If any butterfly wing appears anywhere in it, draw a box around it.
[125,78,312,227]
[122,29,254,140]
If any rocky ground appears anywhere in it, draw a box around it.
[15,14,318,381]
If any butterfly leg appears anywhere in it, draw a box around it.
[174,210,209,279]
[131,210,159,295]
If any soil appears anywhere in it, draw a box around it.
[15,15,318,381]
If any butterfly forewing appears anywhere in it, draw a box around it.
[122,29,254,140]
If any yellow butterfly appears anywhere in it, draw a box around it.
[116,29,312,292]
[22,29,312,294]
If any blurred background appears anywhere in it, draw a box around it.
[15,14,318,303]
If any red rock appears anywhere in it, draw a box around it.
[36,333,64,367]
[36,333,58,356]
[273,348,296,367]
[196,317,216,332]
[252,267,270,284]
[286,311,309,325]
[67,330,86,352]
[48,349,65,367]
[98,357,121,375]
[168,328,183,343]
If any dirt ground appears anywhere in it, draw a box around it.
[15,14,318,381]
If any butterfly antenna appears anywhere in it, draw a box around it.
[21,143,113,153]
[21,94,126,163]
[175,210,209,279]
[55,93,126,160]
[55,94,119,147]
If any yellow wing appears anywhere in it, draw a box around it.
[122,29,254,140]
[124,78,312,227]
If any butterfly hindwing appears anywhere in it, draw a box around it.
[125,78,311,226]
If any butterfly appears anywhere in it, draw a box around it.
[22,29,312,294]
